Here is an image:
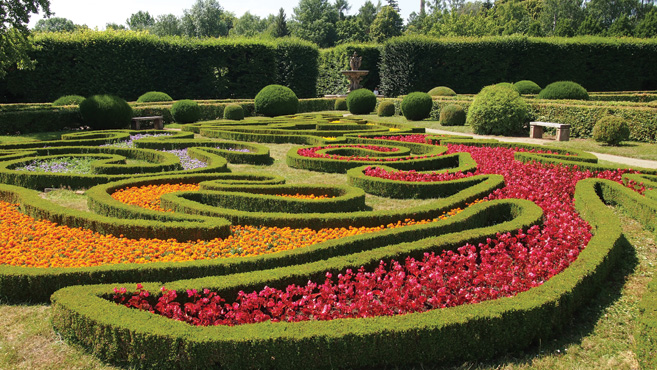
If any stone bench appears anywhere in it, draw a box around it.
[530,121,571,141]
[131,116,164,130]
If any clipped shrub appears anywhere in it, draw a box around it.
[171,100,201,124]
[346,89,377,115]
[513,80,542,95]
[377,101,396,117]
[428,86,456,96]
[401,92,433,121]
[52,95,85,106]
[254,84,299,117]
[334,98,347,111]
[137,91,173,103]
[466,85,528,135]
[592,116,630,145]
[79,95,132,130]
[223,104,245,120]
[439,104,466,126]
[538,81,589,100]
[496,82,516,90]
[648,100,657,108]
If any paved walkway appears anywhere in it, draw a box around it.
[426,128,657,170]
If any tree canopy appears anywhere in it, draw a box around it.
[0,0,51,78]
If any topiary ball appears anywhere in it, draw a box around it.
[171,100,201,124]
[466,85,529,136]
[53,95,85,106]
[401,92,433,121]
[496,82,516,90]
[377,100,396,117]
[428,86,456,97]
[592,116,630,146]
[137,91,173,103]
[254,84,299,117]
[513,80,542,95]
[439,104,466,126]
[223,104,244,120]
[79,95,133,130]
[334,98,347,111]
[346,89,377,115]
[538,81,589,100]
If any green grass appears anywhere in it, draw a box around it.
[0,131,66,144]
[545,139,657,161]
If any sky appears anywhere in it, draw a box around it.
[28,0,420,30]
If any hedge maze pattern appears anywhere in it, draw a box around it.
[0,113,656,369]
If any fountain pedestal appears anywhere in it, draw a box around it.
[341,70,369,92]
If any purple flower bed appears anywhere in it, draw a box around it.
[162,149,208,170]
[103,133,172,149]
[15,157,96,174]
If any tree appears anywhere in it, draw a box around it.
[606,13,635,35]
[271,8,290,37]
[291,0,340,47]
[152,14,182,37]
[577,13,604,35]
[336,16,370,42]
[539,0,584,35]
[586,0,640,28]
[106,23,127,30]
[369,5,403,42]
[335,0,351,20]
[181,0,234,37]
[0,0,51,78]
[126,11,155,31]
[490,0,531,35]
[230,12,268,37]
[386,0,400,13]
[635,7,657,37]
[34,17,76,32]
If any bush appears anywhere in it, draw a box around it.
[428,86,456,96]
[53,95,85,106]
[439,104,466,126]
[171,100,201,124]
[513,80,542,95]
[254,84,299,117]
[496,82,516,90]
[592,116,630,145]
[137,91,173,103]
[377,101,396,117]
[538,81,589,100]
[401,92,433,121]
[223,104,244,120]
[346,89,377,114]
[79,95,133,130]
[334,98,347,110]
[466,85,528,135]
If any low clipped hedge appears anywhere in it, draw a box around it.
[439,104,466,126]
[223,104,244,120]
[636,275,657,370]
[334,98,347,111]
[377,100,395,117]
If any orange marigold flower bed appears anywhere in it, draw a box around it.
[277,193,334,200]
[111,183,201,212]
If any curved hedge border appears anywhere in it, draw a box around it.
[132,137,271,165]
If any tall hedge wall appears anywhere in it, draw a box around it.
[0,31,318,103]
[379,36,657,97]
[316,44,381,96]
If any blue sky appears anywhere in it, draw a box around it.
[29,0,420,30]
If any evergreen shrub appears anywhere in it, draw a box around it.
[538,81,589,100]
[513,80,542,95]
[223,104,244,120]
[466,85,528,135]
[401,92,433,121]
[53,95,85,106]
[428,86,456,96]
[79,95,132,130]
[171,100,201,124]
[439,104,466,126]
[137,91,173,103]
[592,116,630,145]
[254,85,299,117]
[346,89,376,114]
[377,101,396,117]
[334,98,347,110]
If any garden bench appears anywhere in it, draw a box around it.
[131,116,164,130]
[530,121,571,141]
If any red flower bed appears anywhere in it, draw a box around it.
[297,144,436,162]
[114,142,643,327]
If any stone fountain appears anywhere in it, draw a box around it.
[341,52,369,92]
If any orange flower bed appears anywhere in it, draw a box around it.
[111,183,201,212]
[277,193,334,200]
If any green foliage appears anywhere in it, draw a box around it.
[33,17,76,32]
[539,81,589,100]
[592,116,631,145]
[151,14,182,37]
[496,82,516,89]
[291,0,340,48]
[513,80,542,94]
[137,91,173,103]
[636,8,657,38]
[271,8,290,38]
[181,0,234,37]
[369,5,403,43]
[126,11,155,31]
[171,100,201,124]
[346,88,376,114]
[334,98,347,110]
[223,103,244,120]
[377,100,395,116]
[254,85,299,117]
[428,86,457,96]
[52,95,85,106]
[79,95,132,130]
[401,92,433,121]
[467,84,528,135]
[439,104,466,126]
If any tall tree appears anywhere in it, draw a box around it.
[369,5,403,42]
[635,7,657,36]
[106,23,127,30]
[335,0,352,20]
[0,0,51,78]
[34,17,76,32]
[126,11,155,31]
[358,0,381,28]
[539,0,584,35]
[291,0,340,47]
[386,0,401,13]
[152,14,182,37]
[230,12,268,37]
[181,0,234,37]
[271,8,290,37]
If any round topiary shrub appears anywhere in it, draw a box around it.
[439,104,466,126]
[223,104,244,120]
[377,101,396,117]
[79,95,133,130]
[496,82,516,90]
[137,91,173,103]
[254,84,299,117]
[53,95,85,106]
[466,85,529,136]
[401,92,433,121]
[334,98,347,111]
[513,80,542,95]
[538,81,589,100]
[346,89,377,115]
[428,86,456,97]
[592,116,631,145]
[171,100,201,124]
